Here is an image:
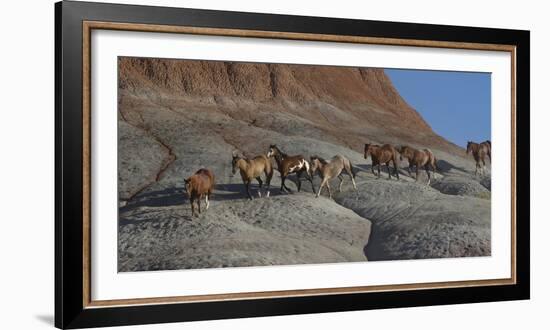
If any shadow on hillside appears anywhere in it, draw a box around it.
[355,163,408,179]
[121,187,184,212]
[436,159,469,174]
[120,183,294,213]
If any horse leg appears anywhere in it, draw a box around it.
[205,194,210,210]
[316,178,327,198]
[190,198,196,217]
[280,176,286,193]
[282,176,293,192]
[348,171,357,190]
[306,170,315,194]
[425,165,431,185]
[308,171,316,193]
[326,181,333,199]
[296,171,303,192]
[393,159,400,179]
[343,166,357,190]
[265,171,272,197]
[386,163,392,180]
[475,162,479,176]
[338,174,344,192]
[256,177,263,197]
[197,195,202,214]
[246,181,253,200]
[377,164,381,178]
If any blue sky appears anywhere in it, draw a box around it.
[384,68,491,148]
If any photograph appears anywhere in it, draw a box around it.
[117,57,492,272]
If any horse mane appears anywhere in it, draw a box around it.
[270,144,288,158]
[311,155,328,164]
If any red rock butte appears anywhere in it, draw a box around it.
[119,57,464,156]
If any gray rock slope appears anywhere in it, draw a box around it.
[119,193,371,271]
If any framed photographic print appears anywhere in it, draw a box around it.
[55,0,530,328]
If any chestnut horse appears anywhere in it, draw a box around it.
[399,146,438,184]
[267,144,315,193]
[231,151,273,200]
[310,155,357,198]
[184,168,215,217]
[364,143,400,179]
[466,140,491,175]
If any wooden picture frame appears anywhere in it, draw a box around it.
[55,1,530,328]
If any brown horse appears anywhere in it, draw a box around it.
[398,146,438,184]
[310,155,357,198]
[231,151,273,200]
[267,144,315,193]
[364,143,400,179]
[184,168,215,217]
[466,140,491,175]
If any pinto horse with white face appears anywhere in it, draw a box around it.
[267,144,315,193]
[466,140,491,175]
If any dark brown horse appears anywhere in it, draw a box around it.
[184,168,215,217]
[267,144,315,193]
[399,146,438,184]
[231,151,273,200]
[364,143,400,179]
[466,140,491,175]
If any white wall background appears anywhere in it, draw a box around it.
[0,0,546,329]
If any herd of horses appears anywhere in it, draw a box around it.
[183,140,491,216]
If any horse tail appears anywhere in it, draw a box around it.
[393,148,400,166]
[424,149,437,172]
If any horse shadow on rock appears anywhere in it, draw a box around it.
[215,183,288,200]
[120,182,290,215]
[214,183,252,201]
[354,163,408,179]
[120,187,185,213]
[436,159,469,175]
